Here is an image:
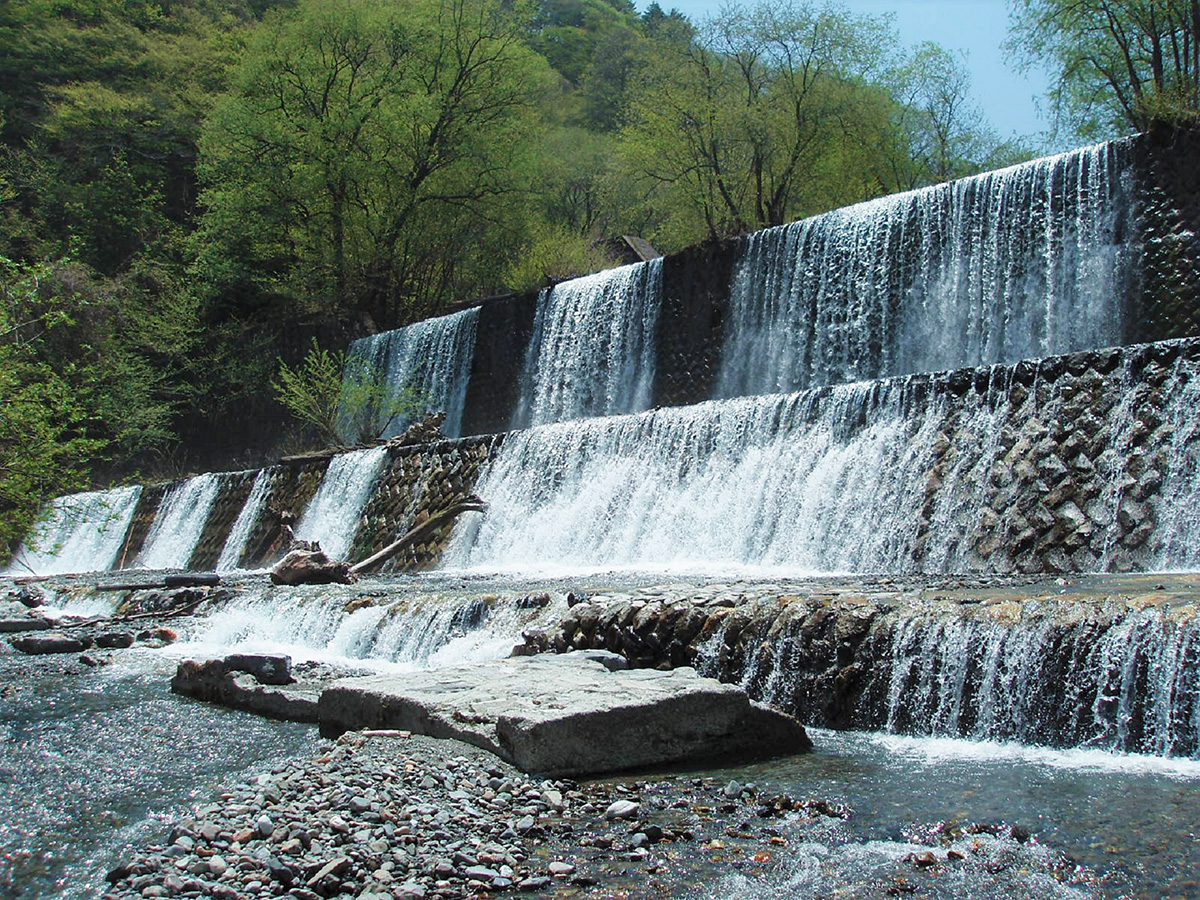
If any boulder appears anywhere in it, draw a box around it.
[0,617,53,634]
[270,549,354,586]
[11,632,93,655]
[317,650,810,777]
[171,658,317,722]
[95,631,135,649]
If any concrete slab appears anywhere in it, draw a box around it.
[317,651,811,777]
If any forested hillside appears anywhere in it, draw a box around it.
[0,0,1070,550]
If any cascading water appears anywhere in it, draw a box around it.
[717,141,1134,398]
[177,582,566,671]
[293,446,389,560]
[215,469,272,572]
[4,486,142,576]
[452,384,943,574]
[136,473,225,570]
[447,342,1200,575]
[511,259,662,429]
[339,307,479,442]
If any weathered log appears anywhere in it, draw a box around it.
[348,496,486,575]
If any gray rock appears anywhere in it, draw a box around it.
[318,652,810,777]
[96,631,135,649]
[605,800,639,820]
[10,631,92,654]
[225,653,293,685]
[0,617,52,633]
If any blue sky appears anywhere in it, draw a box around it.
[637,0,1058,149]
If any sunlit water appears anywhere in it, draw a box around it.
[6,577,1200,899]
[0,649,318,900]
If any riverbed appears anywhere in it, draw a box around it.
[3,573,1200,899]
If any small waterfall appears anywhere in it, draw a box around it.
[136,474,225,570]
[339,307,479,442]
[294,446,389,560]
[181,584,566,670]
[879,607,1200,757]
[215,470,272,572]
[512,259,662,429]
[4,486,142,576]
[1154,358,1200,570]
[717,141,1134,397]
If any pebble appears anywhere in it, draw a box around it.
[605,799,640,820]
[99,730,972,900]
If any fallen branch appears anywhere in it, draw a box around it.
[55,591,214,629]
[348,496,486,575]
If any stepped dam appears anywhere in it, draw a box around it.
[7,129,1200,899]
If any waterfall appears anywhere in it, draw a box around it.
[717,141,1134,398]
[339,307,479,442]
[215,470,271,572]
[450,380,952,574]
[294,446,389,560]
[4,486,142,576]
[878,607,1200,756]
[180,584,567,670]
[446,342,1200,575]
[136,473,225,570]
[512,259,662,429]
[1154,356,1200,570]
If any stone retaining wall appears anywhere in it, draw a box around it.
[351,436,500,572]
[534,576,1200,755]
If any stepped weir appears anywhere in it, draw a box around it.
[8,131,1200,762]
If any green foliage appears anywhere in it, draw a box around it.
[272,338,421,447]
[612,0,897,246]
[0,257,108,555]
[194,0,550,326]
[1008,0,1200,139]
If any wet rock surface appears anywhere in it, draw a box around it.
[318,651,810,776]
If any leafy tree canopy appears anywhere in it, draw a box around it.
[1008,0,1200,139]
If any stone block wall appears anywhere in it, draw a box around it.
[1130,124,1200,343]
[652,240,739,408]
[188,471,257,571]
[116,484,168,568]
[238,461,330,569]
[907,338,1198,574]
[351,436,500,572]
[458,290,539,437]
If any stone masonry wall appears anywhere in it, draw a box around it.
[350,436,500,572]
[906,339,1196,574]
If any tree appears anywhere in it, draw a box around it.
[194,0,549,328]
[613,0,896,247]
[0,258,110,557]
[883,42,1031,190]
[1008,0,1200,138]
[272,338,421,446]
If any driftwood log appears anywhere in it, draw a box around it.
[348,495,486,575]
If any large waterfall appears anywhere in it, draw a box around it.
[339,307,479,441]
[447,344,1200,575]
[717,141,1134,397]
[512,259,662,428]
